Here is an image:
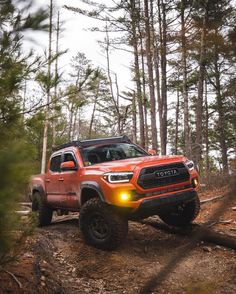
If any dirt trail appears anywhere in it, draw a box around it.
[1,188,236,294]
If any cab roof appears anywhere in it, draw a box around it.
[52,135,131,152]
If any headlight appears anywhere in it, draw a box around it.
[103,172,133,183]
[185,160,194,171]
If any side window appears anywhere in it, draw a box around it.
[63,152,77,166]
[50,155,61,172]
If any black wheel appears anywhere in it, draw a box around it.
[32,192,53,226]
[159,194,200,227]
[79,198,128,250]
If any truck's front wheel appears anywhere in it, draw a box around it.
[158,194,200,227]
[80,198,128,250]
[32,192,53,226]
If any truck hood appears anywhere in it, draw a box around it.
[84,155,187,173]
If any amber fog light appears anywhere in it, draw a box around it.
[120,192,131,201]
[118,191,136,202]
[192,178,198,188]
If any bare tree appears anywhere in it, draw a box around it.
[130,0,145,148]
[52,11,60,146]
[41,0,53,174]
[174,84,180,154]
[104,25,122,135]
[204,78,210,174]
[157,0,168,155]
[132,91,137,143]
[195,0,209,168]
[181,0,190,157]
[89,73,101,139]
[213,29,228,173]
[137,0,149,147]
[144,0,158,150]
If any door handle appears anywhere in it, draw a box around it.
[59,177,64,181]
[45,179,50,183]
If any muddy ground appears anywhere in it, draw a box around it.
[0,187,236,294]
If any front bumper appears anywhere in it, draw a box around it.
[130,189,197,219]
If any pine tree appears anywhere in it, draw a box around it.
[0,0,48,255]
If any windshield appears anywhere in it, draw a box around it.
[81,143,148,166]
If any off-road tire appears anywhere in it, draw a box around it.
[32,192,53,226]
[158,194,200,227]
[80,198,128,250]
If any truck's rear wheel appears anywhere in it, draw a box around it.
[32,192,53,226]
[158,194,200,227]
[80,198,128,250]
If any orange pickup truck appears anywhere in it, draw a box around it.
[30,136,200,250]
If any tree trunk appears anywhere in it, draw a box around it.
[130,0,145,148]
[52,11,60,147]
[157,0,167,155]
[213,33,228,173]
[195,0,208,169]
[137,2,148,147]
[144,0,158,151]
[68,103,74,141]
[150,0,160,153]
[89,80,100,139]
[140,44,149,148]
[153,36,161,154]
[174,87,180,154]
[72,107,79,140]
[132,91,137,143]
[143,220,236,250]
[105,26,121,135]
[41,0,53,174]
[181,0,190,157]
[204,78,210,175]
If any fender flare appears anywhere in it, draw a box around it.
[80,181,105,205]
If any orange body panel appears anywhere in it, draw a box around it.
[30,144,199,213]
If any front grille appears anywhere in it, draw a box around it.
[137,162,190,189]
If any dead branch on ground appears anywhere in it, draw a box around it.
[200,195,224,205]
[0,267,22,289]
[142,220,236,250]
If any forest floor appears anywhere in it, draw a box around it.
[0,186,236,294]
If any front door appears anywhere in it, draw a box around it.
[59,151,80,210]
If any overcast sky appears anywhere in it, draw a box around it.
[24,0,132,91]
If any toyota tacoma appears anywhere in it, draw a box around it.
[29,136,200,250]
